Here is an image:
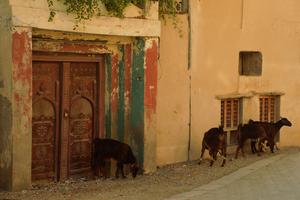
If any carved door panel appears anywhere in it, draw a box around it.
[32,62,60,181]
[32,57,102,181]
[67,62,98,176]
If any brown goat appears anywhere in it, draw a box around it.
[235,123,272,159]
[199,126,227,167]
[249,118,292,153]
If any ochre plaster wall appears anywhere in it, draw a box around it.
[188,0,300,160]
[156,15,190,166]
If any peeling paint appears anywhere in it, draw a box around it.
[124,44,132,144]
[0,95,12,190]
[110,53,119,140]
[10,28,32,191]
[12,31,32,87]
[131,38,145,167]
[12,30,32,132]
[117,45,125,141]
[33,40,112,54]
[145,39,158,122]
[111,53,119,123]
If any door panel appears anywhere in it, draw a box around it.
[32,62,60,181]
[32,59,101,181]
[69,99,93,174]
[68,62,97,176]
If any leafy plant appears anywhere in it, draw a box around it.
[47,0,177,22]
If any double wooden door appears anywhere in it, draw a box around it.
[32,59,103,181]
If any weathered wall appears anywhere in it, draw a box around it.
[0,2,32,189]
[188,0,300,160]
[156,15,189,166]
[32,29,158,173]
[11,27,32,191]
[0,0,13,190]
[0,0,160,191]
[144,38,158,172]
[9,0,160,37]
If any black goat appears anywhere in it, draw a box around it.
[199,126,227,167]
[249,118,292,153]
[235,123,271,159]
[93,138,139,179]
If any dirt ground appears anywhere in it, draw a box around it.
[1,148,297,200]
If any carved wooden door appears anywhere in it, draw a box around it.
[32,62,60,181]
[66,62,98,176]
[32,58,102,181]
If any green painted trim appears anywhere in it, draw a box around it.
[105,54,112,138]
[117,45,125,142]
[130,38,145,166]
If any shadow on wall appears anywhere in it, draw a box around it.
[0,95,12,190]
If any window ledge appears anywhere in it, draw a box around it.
[254,91,285,96]
[216,91,285,100]
[215,92,254,100]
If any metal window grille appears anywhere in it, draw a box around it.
[259,95,280,142]
[221,99,239,129]
[221,98,240,146]
[259,96,277,122]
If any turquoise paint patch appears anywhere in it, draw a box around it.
[117,45,125,142]
[105,54,112,138]
[130,38,145,167]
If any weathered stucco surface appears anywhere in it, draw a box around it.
[9,0,161,37]
[144,38,158,172]
[11,27,32,191]
[156,0,300,164]
[0,0,13,191]
[0,0,160,191]
[188,0,300,159]
[156,15,190,166]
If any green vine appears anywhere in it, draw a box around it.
[47,0,177,22]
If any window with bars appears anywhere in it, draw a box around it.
[259,95,280,142]
[220,98,241,145]
[259,96,279,122]
[221,99,240,129]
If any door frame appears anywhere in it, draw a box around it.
[32,52,106,181]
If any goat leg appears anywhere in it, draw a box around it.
[251,140,257,154]
[210,152,217,167]
[120,163,126,179]
[198,146,205,165]
[256,139,263,156]
[275,143,280,151]
[235,146,240,159]
[220,148,226,167]
[115,163,121,178]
